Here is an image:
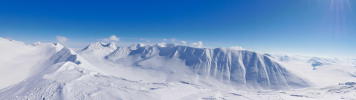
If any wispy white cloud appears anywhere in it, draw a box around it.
[97,36,207,48]
[162,38,176,42]
[191,41,203,48]
[103,35,120,42]
[229,46,244,50]
[180,41,187,45]
[56,36,68,44]
[109,35,119,41]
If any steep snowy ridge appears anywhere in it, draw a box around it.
[1,38,355,100]
[0,43,76,99]
[0,38,60,89]
[0,40,108,100]
[97,43,309,89]
[79,42,117,57]
[0,40,202,100]
[0,39,169,100]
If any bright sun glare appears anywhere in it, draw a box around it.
[329,0,351,34]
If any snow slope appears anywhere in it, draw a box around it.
[0,38,58,89]
[0,46,158,100]
[271,55,356,87]
[98,43,309,89]
[0,37,355,100]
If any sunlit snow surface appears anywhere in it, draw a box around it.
[0,37,355,100]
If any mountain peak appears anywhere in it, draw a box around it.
[86,41,117,49]
[103,44,310,89]
[79,41,118,58]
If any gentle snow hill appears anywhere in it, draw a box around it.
[80,42,310,89]
[271,55,356,87]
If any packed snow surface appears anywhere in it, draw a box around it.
[0,37,355,100]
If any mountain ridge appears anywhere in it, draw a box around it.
[81,42,310,89]
[1,38,356,100]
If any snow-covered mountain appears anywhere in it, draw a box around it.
[88,43,309,89]
[0,37,355,100]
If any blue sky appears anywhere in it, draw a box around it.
[0,0,355,58]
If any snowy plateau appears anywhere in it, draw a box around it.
[0,37,355,100]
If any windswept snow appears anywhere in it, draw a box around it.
[0,37,355,100]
